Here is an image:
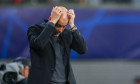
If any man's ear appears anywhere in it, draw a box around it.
[49,17,51,22]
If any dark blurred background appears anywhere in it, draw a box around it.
[0,0,140,84]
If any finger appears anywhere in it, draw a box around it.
[55,8,60,14]
[68,15,71,19]
[68,12,74,15]
[68,13,71,17]
[56,8,62,14]
[68,11,74,15]
[56,9,59,14]
[69,14,73,16]
[69,10,74,13]
[52,7,55,12]
[68,14,73,18]
[68,11,73,13]
[69,9,74,12]
[56,7,59,11]
[58,7,62,11]
[55,7,58,12]
[69,9,74,11]
[58,9,62,14]
[58,11,62,15]
[51,8,55,15]
[52,8,57,14]
[58,8,63,14]
[68,13,74,17]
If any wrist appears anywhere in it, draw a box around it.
[49,20,57,24]
[70,25,77,31]
[70,24,75,28]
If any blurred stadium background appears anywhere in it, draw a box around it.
[1,0,140,84]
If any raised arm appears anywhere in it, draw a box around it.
[68,9,87,54]
[27,6,63,49]
[27,22,57,49]
[71,29,88,54]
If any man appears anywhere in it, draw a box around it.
[27,6,87,84]
[0,62,27,84]
[13,57,30,84]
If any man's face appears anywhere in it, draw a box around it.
[21,66,29,78]
[55,20,68,33]
[55,12,69,35]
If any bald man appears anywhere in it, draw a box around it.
[27,6,87,84]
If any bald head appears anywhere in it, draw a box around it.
[57,6,69,26]
[59,6,68,13]
[49,6,69,36]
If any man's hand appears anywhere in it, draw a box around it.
[68,9,75,28]
[50,6,62,24]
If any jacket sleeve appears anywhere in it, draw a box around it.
[27,22,57,49]
[71,29,88,54]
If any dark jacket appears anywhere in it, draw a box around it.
[27,21,87,84]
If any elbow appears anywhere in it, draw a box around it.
[78,46,88,55]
